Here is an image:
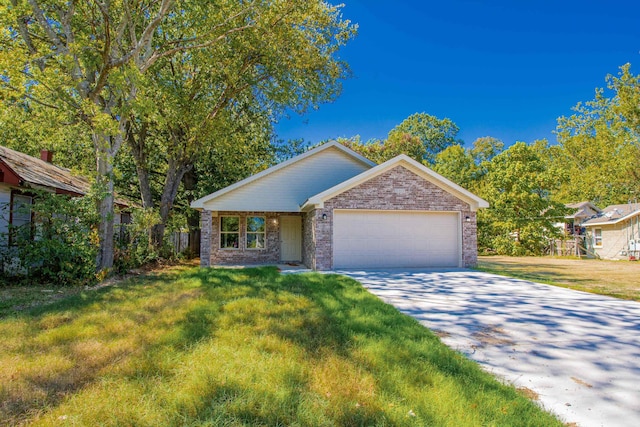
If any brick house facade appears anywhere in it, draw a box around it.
[301,166,478,270]
[192,142,487,270]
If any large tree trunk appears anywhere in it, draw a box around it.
[183,169,200,256]
[126,123,155,209]
[94,136,116,271]
[151,159,192,247]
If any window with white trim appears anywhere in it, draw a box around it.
[220,216,239,249]
[246,216,266,249]
[593,228,602,247]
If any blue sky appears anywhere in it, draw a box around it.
[275,0,640,147]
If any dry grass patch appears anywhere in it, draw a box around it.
[1,266,562,426]
[478,256,640,300]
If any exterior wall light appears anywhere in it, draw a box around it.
[465,216,471,222]
[322,213,328,220]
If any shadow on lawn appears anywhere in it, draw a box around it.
[2,266,559,426]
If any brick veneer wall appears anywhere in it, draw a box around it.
[302,211,316,269]
[315,165,479,270]
[202,212,302,266]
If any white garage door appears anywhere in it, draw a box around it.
[333,210,460,268]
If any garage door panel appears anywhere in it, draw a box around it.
[333,210,459,268]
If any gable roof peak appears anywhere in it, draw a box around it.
[190,140,376,210]
[302,153,489,211]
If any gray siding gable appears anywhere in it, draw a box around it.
[198,146,372,212]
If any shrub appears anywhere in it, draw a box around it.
[1,190,99,286]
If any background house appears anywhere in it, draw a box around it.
[582,203,640,260]
[564,201,601,234]
[0,145,131,246]
[550,201,601,256]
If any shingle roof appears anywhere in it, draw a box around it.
[0,145,132,207]
[582,203,640,226]
[0,145,89,195]
[565,201,601,219]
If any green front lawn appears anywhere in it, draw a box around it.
[0,266,562,426]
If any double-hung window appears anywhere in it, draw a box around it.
[246,216,265,249]
[593,228,602,248]
[220,216,239,249]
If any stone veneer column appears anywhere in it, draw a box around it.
[200,210,212,267]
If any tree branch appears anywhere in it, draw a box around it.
[88,1,114,100]
[26,0,66,52]
[10,0,37,55]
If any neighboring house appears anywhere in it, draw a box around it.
[564,201,601,235]
[191,141,489,270]
[582,203,640,260]
[0,145,131,245]
[551,201,601,257]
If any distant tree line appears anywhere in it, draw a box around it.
[342,65,640,255]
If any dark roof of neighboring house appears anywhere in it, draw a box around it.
[0,145,131,207]
[0,145,89,195]
[582,203,640,226]
[565,201,601,219]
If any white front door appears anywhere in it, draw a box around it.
[280,216,302,261]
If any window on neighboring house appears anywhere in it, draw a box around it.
[246,216,265,249]
[220,216,239,249]
[10,193,33,243]
[594,228,602,247]
[120,212,132,224]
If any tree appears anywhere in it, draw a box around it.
[470,136,504,166]
[339,113,460,165]
[123,0,356,246]
[1,0,355,271]
[480,141,568,255]
[340,131,425,164]
[432,136,503,194]
[0,94,94,176]
[391,112,461,164]
[554,74,639,206]
[0,1,243,270]
[433,144,478,190]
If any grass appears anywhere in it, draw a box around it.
[477,256,640,301]
[0,266,562,426]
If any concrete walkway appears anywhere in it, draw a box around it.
[338,269,640,427]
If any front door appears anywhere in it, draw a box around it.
[280,216,302,262]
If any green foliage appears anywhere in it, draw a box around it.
[341,112,461,165]
[433,144,479,189]
[113,208,164,273]
[340,132,426,164]
[0,101,94,176]
[1,0,357,271]
[391,112,461,164]
[480,141,569,255]
[1,190,99,286]
[554,64,640,206]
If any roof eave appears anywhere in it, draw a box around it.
[584,210,640,226]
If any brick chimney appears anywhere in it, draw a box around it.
[40,149,54,163]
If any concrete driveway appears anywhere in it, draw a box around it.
[338,269,640,427]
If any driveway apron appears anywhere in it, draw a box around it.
[339,269,640,427]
